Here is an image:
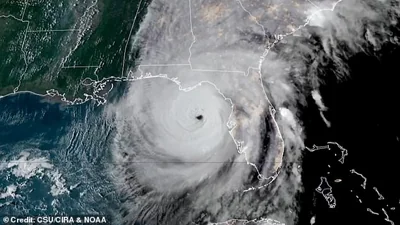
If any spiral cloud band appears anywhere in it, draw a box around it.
[107,0,400,224]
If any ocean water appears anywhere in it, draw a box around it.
[0,47,399,224]
[298,44,400,224]
[0,93,118,217]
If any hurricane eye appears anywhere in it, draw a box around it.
[195,115,203,120]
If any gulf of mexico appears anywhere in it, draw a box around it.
[0,92,118,217]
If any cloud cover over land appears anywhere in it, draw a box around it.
[106,0,400,224]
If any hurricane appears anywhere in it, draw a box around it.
[106,0,400,224]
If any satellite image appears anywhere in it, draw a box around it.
[0,0,399,225]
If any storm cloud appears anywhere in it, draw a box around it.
[106,0,400,224]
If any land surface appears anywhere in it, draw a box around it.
[0,0,149,103]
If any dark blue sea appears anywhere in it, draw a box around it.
[0,93,119,217]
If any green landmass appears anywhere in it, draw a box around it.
[0,0,149,102]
